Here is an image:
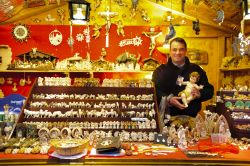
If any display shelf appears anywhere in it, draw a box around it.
[228,109,250,113]
[231,127,250,138]
[218,90,249,95]
[0,70,153,73]
[216,90,250,138]
[232,119,250,123]
[16,79,162,141]
[219,67,250,72]
[224,99,250,102]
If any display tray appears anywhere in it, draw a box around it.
[50,149,88,160]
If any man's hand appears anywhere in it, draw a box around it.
[169,96,186,110]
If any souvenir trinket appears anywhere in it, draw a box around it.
[49,127,61,139]
[12,23,30,42]
[16,123,26,138]
[49,29,63,46]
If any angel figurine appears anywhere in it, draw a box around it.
[116,20,125,37]
[92,23,102,39]
[141,9,150,22]
[177,72,203,107]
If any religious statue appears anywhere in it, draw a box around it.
[177,125,188,149]
[92,23,102,39]
[57,8,65,25]
[177,72,204,108]
[93,0,102,11]
[130,8,137,19]
[141,9,150,22]
[99,6,118,35]
[219,121,226,134]
[100,48,107,61]
[142,27,162,57]
[4,104,11,122]
[116,20,125,37]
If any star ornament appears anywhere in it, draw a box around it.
[76,33,84,42]
[12,23,31,42]
[83,28,90,35]
[133,36,143,46]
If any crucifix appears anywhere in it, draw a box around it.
[143,27,162,58]
[99,6,118,47]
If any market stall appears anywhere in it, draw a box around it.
[0,0,249,165]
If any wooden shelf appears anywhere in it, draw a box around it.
[219,67,250,71]
[0,70,153,73]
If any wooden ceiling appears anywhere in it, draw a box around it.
[0,0,246,35]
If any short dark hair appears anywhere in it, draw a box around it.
[170,37,187,49]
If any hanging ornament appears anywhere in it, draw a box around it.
[116,20,125,37]
[164,23,176,44]
[68,22,74,47]
[92,23,102,39]
[0,77,5,85]
[214,9,224,26]
[12,83,17,92]
[26,75,32,85]
[140,9,150,22]
[45,14,56,22]
[12,23,30,42]
[67,36,74,47]
[76,33,84,42]
[49,29,63,46]
[193,19,200,35]
[83,24,91,43]
[19,79,26,86]
[93,0,102,11]
[85,34,90,43]
[57,8,65,25]
[119,36,142,47]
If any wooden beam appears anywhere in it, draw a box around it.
[0,2,67,25]
[144,0,239,35]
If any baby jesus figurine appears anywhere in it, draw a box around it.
[177,72,203,108]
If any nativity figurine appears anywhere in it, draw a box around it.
[177,72,204,107]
